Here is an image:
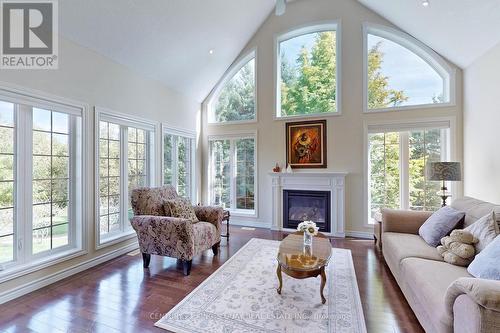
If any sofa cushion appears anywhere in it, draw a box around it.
[401,258,472,331]
[465,212,499,253]
[419,206,465,247]
[165,198,199,222]
[451,196,500,228]
[468,235,500,280]
[382,233,443,274]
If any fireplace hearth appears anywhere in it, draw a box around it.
[283,189,331,232]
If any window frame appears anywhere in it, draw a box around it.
[363,117,458,227]
[362,23,456,113]
[94,107,158,249]
[161,124,197,203]
[206,49,258,125]
[0,83,88,284]
[274,21,342,120]
[207,131,258,217]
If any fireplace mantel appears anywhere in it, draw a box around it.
[268,172,347,237]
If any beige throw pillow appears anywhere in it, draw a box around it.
[465,211,499,253]
[164,198,199,222]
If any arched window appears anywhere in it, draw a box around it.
[364,23,455,112]
[276,22,340,118]
[208,51,256,123]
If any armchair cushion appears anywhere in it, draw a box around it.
[131,186,178,216]
[165,198,199,222]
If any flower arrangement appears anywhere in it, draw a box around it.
[297,220,319,236]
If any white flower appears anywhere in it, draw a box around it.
[297,220,318,236]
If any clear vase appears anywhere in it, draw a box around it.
[303,232,312,246]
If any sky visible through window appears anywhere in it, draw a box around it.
[280,32,317,67]
[368,35,444,106]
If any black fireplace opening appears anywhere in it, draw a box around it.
[283,189,331,232]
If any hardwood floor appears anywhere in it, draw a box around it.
[0,227,424,333]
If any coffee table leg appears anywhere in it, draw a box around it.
[320,267,327,304]
[276,264,283,295]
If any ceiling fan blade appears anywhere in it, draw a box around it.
[276,0,286,16]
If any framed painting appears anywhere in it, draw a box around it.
[286,120,327,168]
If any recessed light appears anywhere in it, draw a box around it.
[422,0,430,7]
[209,49,214,55]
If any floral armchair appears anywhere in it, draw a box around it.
[130,186,224,275]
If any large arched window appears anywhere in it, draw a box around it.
[364,23,455,112]
[276,22,340,118]
[208,51,256,124]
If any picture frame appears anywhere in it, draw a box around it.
[286,120,327,168]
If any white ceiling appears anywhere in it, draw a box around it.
[358,0,500,69]
[59,0,275,102]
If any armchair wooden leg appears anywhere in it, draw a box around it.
[182,260,192,276]
[142,253,151,268]
[212,242,220,256]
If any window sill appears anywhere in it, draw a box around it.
[0,247,87,284]
[274,111,341,121]
[96,230,136,250]
[207,118,257,126]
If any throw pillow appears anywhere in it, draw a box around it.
[468,235,500,280]
[164,198,199,222]
[465,211,500,253]
[419,206,465,247]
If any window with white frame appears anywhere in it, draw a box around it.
[208,51,256,124]
[162,127,195,200]
[208,134,256,214]
[0,94,84,273]
[97,110,155,245]
[367,121,452,223]
[276,23,340,118]
[364,24,454,111]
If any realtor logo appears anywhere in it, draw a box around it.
[1,0,58,69]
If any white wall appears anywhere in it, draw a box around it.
[201,0,463,236]
[464,42,500,203]
[0,37,201,297]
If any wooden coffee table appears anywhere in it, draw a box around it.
[276,232,332,304]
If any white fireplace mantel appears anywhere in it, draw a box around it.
[269,172,348,237]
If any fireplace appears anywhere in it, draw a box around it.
[283,189,331,232]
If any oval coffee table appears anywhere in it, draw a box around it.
[276,232,332,304]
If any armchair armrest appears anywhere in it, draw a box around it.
[130,215,195,260]
[193,206,224,232]
[446,277,500,313]
[382,208,433,234]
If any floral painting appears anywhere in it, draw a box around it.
[286,120,327,168]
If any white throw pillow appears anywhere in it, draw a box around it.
[465,211,500,253]
[468,235,500,280]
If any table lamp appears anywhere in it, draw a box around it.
[428,162,461,207]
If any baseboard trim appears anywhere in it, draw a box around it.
[228,219,271,229]
[345,231,374,239]
[0,241,139,305]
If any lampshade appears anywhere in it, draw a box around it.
[428,162,462,181]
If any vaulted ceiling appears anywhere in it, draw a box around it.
[59,0,275,102]
[59,0,500,102]
[358,0,500,69]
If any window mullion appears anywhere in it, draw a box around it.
[16,104,34,263]
[230,140,236,210]
[400,132,410,210]
[120,126,128,232]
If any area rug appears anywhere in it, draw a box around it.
[155,238,367,333]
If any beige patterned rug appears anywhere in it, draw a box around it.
[155,238,367,333]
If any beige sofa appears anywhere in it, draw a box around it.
[381,197,500,333]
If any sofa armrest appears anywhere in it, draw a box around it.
[382,208,433,234]
[130,215,195,260]
[446,277,500,313]
[193,206,224,232]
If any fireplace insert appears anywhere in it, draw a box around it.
[283,189,331,232]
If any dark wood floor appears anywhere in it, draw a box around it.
[0,227,424,333]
